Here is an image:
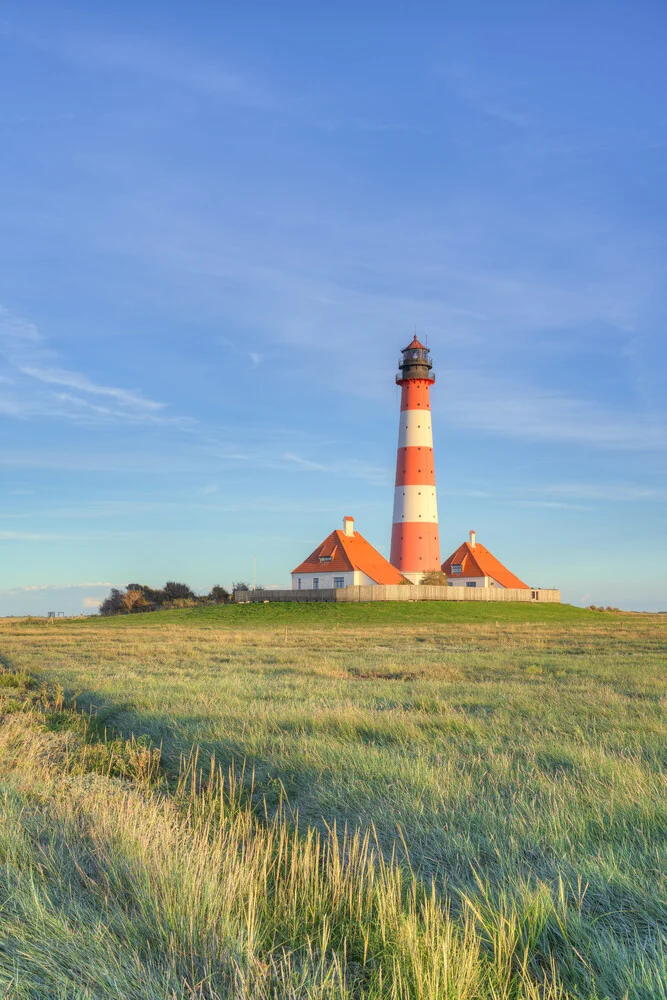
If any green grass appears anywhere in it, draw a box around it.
[78,599,598,628]
[1,610,666,998]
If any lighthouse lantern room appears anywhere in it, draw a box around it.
[390,336,441,583]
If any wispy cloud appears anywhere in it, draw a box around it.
[512,500,592,510]
[0,581,111,594]
[21,366,165,411]
[282,452,390,486]
[445,65,533,129]
[0,531,90,541]
[527,483,667,502]
[4,24,279,112]
[312,117,432,136]
[0,306,192,427]
[0,530,129,541]
[442,370,666,451]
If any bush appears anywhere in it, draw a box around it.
[208,585,230,604]
[99,581,201,616]
[122,589,151,613]
[127,584,167,608]
[99,588,126,616]
[420,571,449,586]
[163,581,196,601]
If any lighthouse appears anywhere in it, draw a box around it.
[390,336,441,583]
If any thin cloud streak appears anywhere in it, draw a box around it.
[0,306,193,427]
[512,500,592,510]
[0,530,134,541]
[528,483,667,502]
[21,366,165,411]
[281,452,390,486]
[0,497,382,521]
[0,581,111,594]
[442,371,666,451]
[4,23,281,112]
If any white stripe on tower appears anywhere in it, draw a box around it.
[392,485,439,523]
[397,410,433,448]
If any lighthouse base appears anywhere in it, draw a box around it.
[402,571,428,585]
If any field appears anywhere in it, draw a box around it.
[1,602,665,999]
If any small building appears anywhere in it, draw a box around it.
[291,517,407,590]
[441,531,529,589]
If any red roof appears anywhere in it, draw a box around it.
[403,334,428,351]
[292,528,407,584]
[441,540,529,589]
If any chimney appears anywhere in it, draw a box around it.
[469,529,476,548]
[343,516,354,537]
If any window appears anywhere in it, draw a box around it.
[466,581,476,588]
[313,578,319,590]
[333,577,345,589]
[319,556,332,563]
[452,564,462,574]
[297,578,302,590]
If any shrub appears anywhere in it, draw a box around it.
[100,582,199,616]
[420,571,449,586]
[127,584,167,607]
[99,588,126,616]
[163,581,196,601]
[121,589,151,614]
[208,585,230,604]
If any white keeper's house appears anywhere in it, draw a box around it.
[291,517,406,591]
[441,531,529,589]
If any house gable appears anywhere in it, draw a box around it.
[292,520,407,586]
[442,539,528,589]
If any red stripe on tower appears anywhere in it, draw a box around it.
[389,336,441,583]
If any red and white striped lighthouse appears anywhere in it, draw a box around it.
[390,335,441,583]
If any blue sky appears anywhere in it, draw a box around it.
[1,1,666,614]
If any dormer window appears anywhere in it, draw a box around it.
[452,564,462,574]
[319,556,332,563]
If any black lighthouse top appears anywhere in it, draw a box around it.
[396,334,435,384]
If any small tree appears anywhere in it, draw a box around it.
[163,581,195,601]
[232,581,250,592]
[121,589,151,613]
[208,585,229,604]
[420,571,449,586]
[127,584,166,608]
[99,588,125,616]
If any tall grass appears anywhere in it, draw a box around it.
[1,611,666,998]
[0,698,593,999]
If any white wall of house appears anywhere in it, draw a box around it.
[291,569,383,590]
[291,571,355,590]
[447,575,503,588]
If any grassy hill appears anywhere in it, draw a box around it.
[1,609,665,998]
[84,598,599,627]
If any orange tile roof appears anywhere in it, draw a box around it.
[403,334,428,351]
[292,528,407,584]
[441,540,529,589]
